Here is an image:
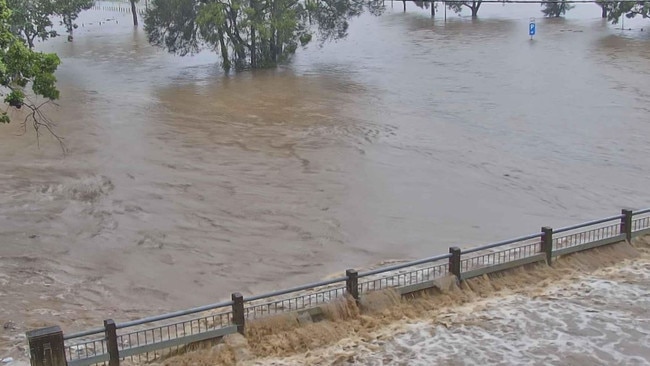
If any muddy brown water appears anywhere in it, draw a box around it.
[1,1,650,359]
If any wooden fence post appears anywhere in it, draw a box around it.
[346,269,359,303]
[104,319,119,366]
[541,226,553,266]
[231,293,245,335]
[621,209,633,242]
[449,247,461,281]
[26,326,67,366]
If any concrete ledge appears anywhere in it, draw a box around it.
[633,228,650,237]
[397,276,458,295]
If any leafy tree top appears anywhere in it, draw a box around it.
[0,0,61,145]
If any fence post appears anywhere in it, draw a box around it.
[541,227,553,266]
[26,326,67,366]
[621,209,633,242]
[231,293,245,335]
[104,319,119,366]
[449,247,461,281]
[346,269,359,303]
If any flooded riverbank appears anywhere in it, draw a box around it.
[1,1,650,362]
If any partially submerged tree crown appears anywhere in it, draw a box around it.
[144,0,384,70]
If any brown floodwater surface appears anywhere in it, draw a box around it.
[1,1,650,360]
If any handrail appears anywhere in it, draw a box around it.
[358,253,452,278]
[117,300,234,329]
[64,327,106,341]
[245,276,348,303]
[462,233,541,255]
[633,208,650,215]
[554,214,623,234]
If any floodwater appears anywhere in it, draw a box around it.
[1,0,650,360]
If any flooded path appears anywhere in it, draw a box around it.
[1,1,650,359]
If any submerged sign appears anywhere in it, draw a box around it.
[529,17,536,38]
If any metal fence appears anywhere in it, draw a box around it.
[31,207,650,366]
[243,277,348,320]
[64,300,235,366]
[91,1,148,15]
[358,254,451,293]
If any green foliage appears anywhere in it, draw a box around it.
[540,0,574,17]
[608,1,650,24]
[145,0,384,70]
[0,0,60,124]
[54,0,93,40]
[447,1,482,17]
[7,0,57,48]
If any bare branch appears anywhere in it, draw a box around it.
[19,99,66,154]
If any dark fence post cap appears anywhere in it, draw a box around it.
[346,269,358,276]
[26,326,62,339]
[103,319,116,326]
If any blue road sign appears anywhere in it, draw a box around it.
[529,22,536,36]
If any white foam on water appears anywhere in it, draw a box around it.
[37,175,114,203]
[248,259,650,365]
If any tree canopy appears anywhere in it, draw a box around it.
[447,1,483,17]
[541,0,574,17]
[7,0,57,49]
[608,0,650,23]
[7,0,93,47]
[144,0,383,70]
[55,0,94,41]
[0,0,61,139]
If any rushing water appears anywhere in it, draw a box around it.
[249,250,650,365]
[1,0,650,361]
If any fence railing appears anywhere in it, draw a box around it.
[91,1,148,15]
[27,207,650,366]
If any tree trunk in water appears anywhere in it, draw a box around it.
[218,30,230,70]
[431,1,435,16]
[471,1,479,17]
[67,18,74,41]
[131,0,138,26]
[601,6,607,18]
[251,27,256,68]
[403,0,406,12]
[270,31,277,63]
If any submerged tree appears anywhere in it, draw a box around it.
[144,0,384,71]
[414,1,437,16]
[541,0,574,17]
[447,1,483,17]
[596,0,613,18]
[7,0,57,48]
[54,0,93,41]
[608,0,650,24]
[0,0,61,144]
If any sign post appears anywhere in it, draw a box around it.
[529,17,536,40]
